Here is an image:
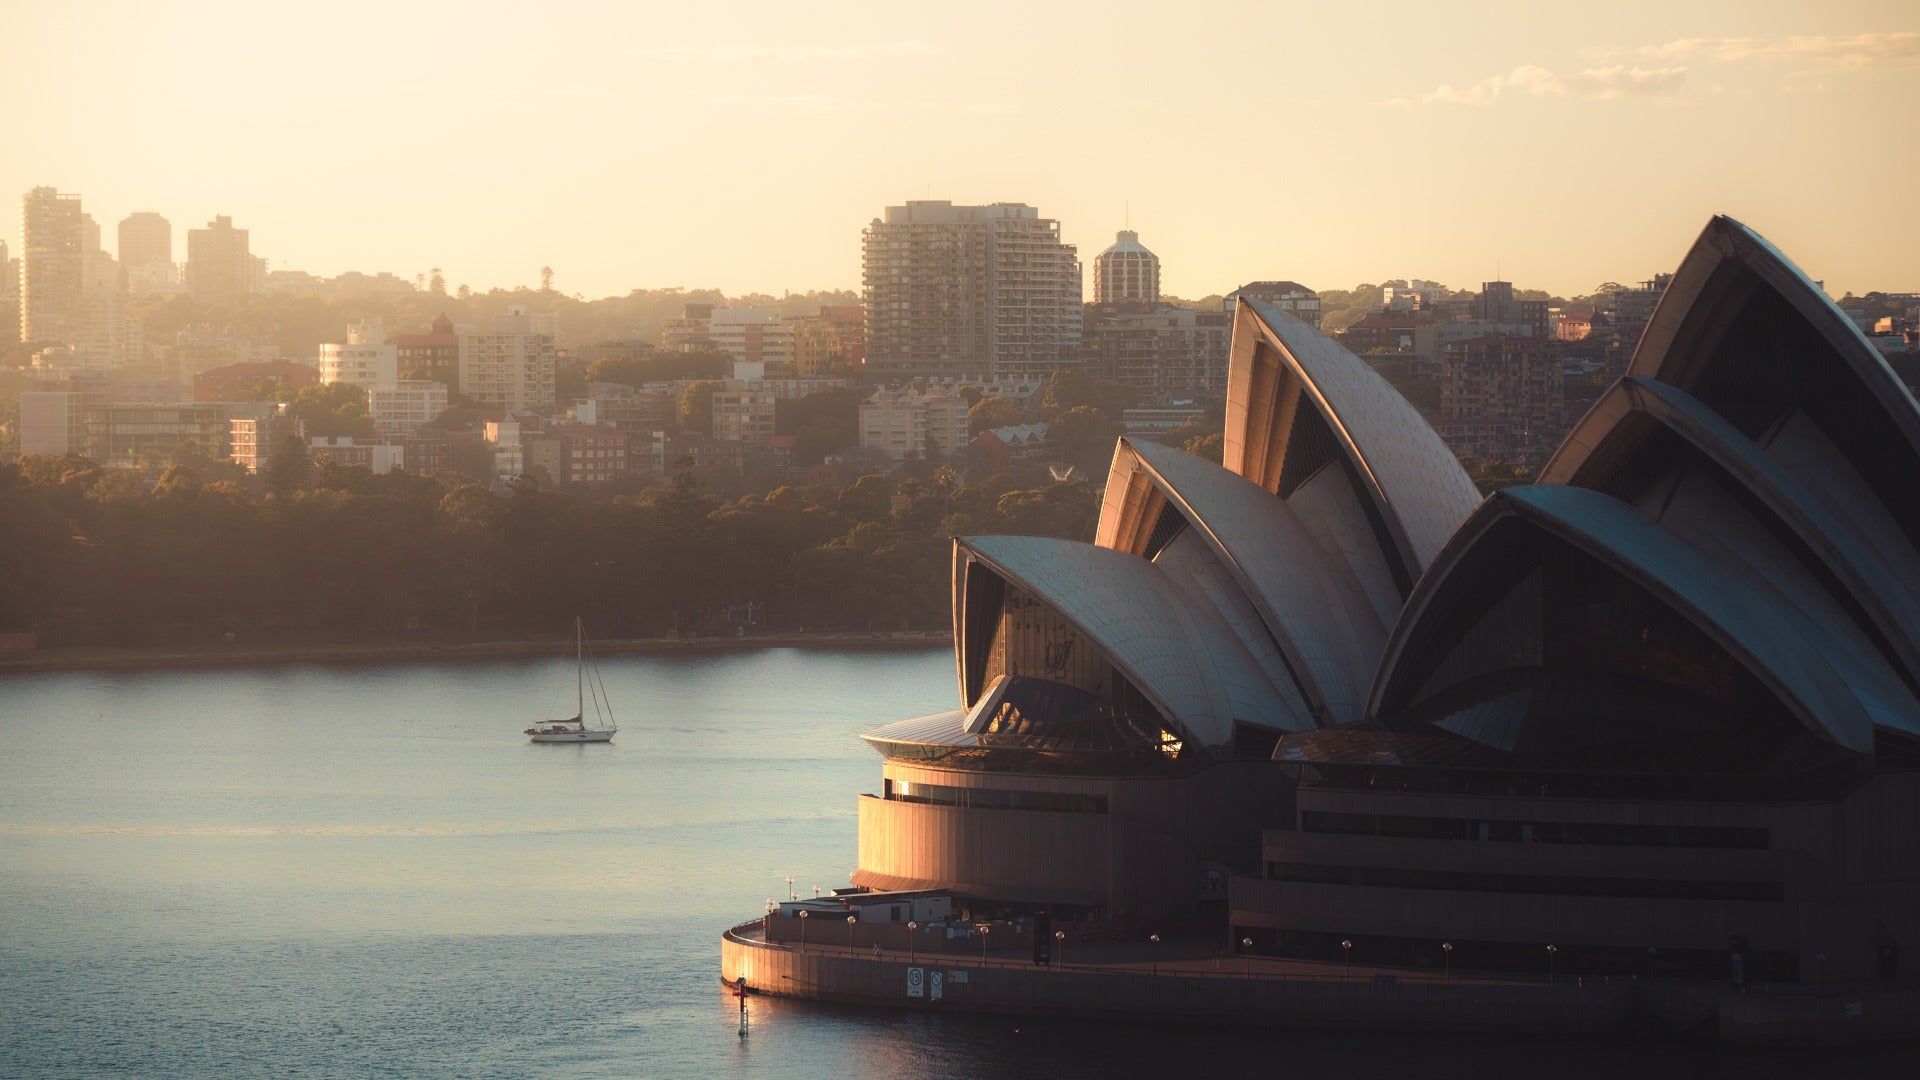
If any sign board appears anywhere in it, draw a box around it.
[906,966,924,998]
[929,969,944,1002]
[948,969,968,984]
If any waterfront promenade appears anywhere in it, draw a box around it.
[721,919,1920,1047]
[0,630,952,675]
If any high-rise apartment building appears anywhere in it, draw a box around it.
[117,212,174,295]
[458,306,557,412]
[1081,302,1232,398]
[186,215,253,305]
[118,212,171,269]
[1,240,18,344]
[863,200,1081,382]
[1093,229,1160,304]
[21,187,85,344]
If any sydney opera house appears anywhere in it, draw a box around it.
[849,217,1919,985]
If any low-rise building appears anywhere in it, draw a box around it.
[712,387,778,444]
[556,424,629,486]
[858,386,970,463]
[83,402,238,468]
[368,380,450,435]
[309,436,404,474]
[390,314,459,382]
[318,320,398,389]
[1224,281,1321,328]
[229,408,305,474]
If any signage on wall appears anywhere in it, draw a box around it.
[906,966,924,998]
[929,969,944,1001]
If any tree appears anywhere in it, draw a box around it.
[264,435,310,496]
[288,382,377,439]
[968,396,1025,435]
[540,266,555,292]
[1049,405,1125,474]
[679,380,726,435]
[429,268,446,295]
[1039,370,1134,423]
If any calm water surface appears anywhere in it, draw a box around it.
[2,647,1914,1078]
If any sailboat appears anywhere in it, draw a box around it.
[525,617,617,744]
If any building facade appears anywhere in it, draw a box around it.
[185,215,252,306]
[1223,281,1321,328]
[1081,302,1232,398]
[1092,229,1160,304]
[1436,335,1565,462]
[858,386,970,463]
[863,201,1082,382]
[391,314,459,382]
[318,320,398,389]
[21,187,84,344]
[459,307,557,413]
[229,409,305,474]
[117,211,172,295]
[367,380,449,435]
[711,387,778,444]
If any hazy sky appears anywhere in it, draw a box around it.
[6,0,1916,300]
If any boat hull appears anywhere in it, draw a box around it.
[528,729,615,744]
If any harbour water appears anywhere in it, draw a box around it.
[2,647,1915,1077]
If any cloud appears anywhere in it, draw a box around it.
[1569,65,1688,100]
[1639,31,1920,69]
[1382,63,1684,108]
[636,40,934,63]
[707,94,1006,117]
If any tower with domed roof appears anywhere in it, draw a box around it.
[1093,229,1160,304]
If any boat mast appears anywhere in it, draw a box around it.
[576,616,585,720]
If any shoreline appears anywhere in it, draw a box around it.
[0,630,953,676]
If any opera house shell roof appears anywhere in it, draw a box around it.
[866,214,1920,775]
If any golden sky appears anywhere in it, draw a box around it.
[6,0,1916,300]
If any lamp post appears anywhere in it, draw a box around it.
[813,885,821,899]
[980,924,990,965]
[1150,933,1162,976]
[847,914,857,954]
[1241,937,1253,978]
[1055,929,1067,968]
[798,908,808,951]
[908,921,919,966]
[1546,944,1558,986]
[786,876,795,901]
[1441,942,1453,983]
[1341,939,1353,981]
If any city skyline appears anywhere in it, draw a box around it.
[5,1,1917,301]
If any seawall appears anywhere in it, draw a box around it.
[721,922,1920,1047]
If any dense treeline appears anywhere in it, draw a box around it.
[0,456,1098,647]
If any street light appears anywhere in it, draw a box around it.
[786,876,795,901]
[1055,929,1066,967]
[980,924,990,965]
[1546,944,1558,986]
[1341,939,1353,981]
[1441,942,1453,983]
[1150,933,1162,976]
[1241,937,1253,978]
[798,908,809,951]
[907,921,919,965]
[847,914,857,953]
